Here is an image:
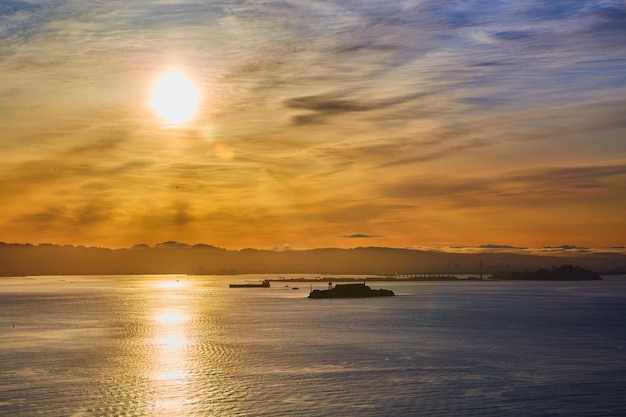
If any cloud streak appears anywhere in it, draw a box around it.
[0,0,625,250]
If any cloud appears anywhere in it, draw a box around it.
[1,0,625,249]
[17,200,117,234]
[447,244,529,252]
[285,91,428,125]
[272,243,293,252]
[380,160,626,206]
[0,1,50,39]
[539,245,592,254]
[492,30,533,41]
[342,234,384,239]
[286,94,374,126]
[523,1,586,22]
[432,245,626,256]
[478,244,527,250]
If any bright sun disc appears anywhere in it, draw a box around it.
[151,71,200,124]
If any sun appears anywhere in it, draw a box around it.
[150,70,200,124]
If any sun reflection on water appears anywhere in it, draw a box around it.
[148,280,196,415]
[155,371,188,382]
[156,279,185,290]
[156,312,187,324]
[157,335,188,349]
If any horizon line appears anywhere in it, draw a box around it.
[1,240,624,257]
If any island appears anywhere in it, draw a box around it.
[308,283,395,299]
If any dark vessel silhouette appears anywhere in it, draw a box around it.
[229,279,271,288]
[308,283,394,298]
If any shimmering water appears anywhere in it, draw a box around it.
[1,275,625,417]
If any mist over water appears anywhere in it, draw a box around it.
[1,275,625,416]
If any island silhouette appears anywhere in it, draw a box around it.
[308,283,395,298]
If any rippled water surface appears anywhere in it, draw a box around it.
[1,275,625,416]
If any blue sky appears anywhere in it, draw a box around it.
[1,0,625,252]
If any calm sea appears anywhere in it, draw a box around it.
[1,275,625,417]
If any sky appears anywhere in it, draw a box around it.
[1,0,625,253]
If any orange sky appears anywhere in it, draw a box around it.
[1,1,625,253]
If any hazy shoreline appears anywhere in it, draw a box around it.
[1,242,625,277]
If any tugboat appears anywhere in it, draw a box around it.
[308,282,394,298]
[229,279,271,288]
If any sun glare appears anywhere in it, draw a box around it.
[157,280,184,289]
[150,71,200,124]
[156,312,187,324]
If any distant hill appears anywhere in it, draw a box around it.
[491,265,603,281]
[0,242,624,276]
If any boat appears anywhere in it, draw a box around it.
[308,283,394,299]
[229,279,271,288]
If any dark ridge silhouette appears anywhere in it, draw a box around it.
[0,242,624,276]
[491,265,603,281]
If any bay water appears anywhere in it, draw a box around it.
[1,275,625,416]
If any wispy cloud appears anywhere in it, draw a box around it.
[1,0,625,249]
[379,160,626,207]
[434,244,626,256]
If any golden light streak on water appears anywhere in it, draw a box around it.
[156,279,186,290]
[155,371,188,382]
[148,283,196,416]
[157,335,188,349]
[156,312,187,324]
